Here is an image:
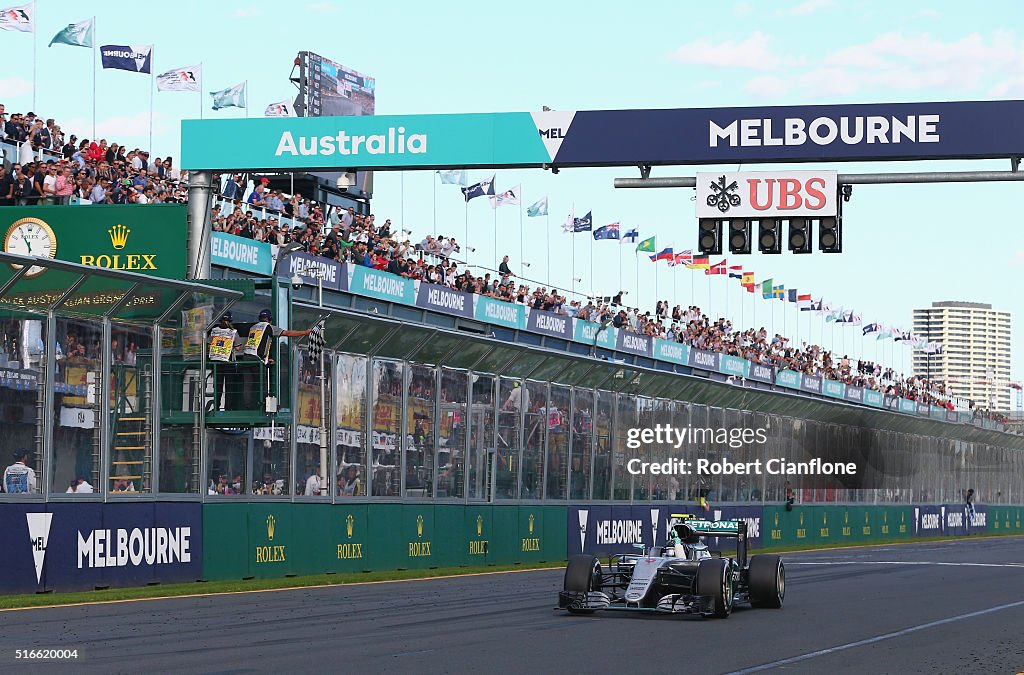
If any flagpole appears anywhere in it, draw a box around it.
[589,230,594,300]
[518,191,524,279]
[244,80,249,118]
[618,239,623,296]
[199,61,203,120]
[148,46,155,152]
[546,211,551,284]
[493,197,497,274]
[31,0,37,111]
[91,18,97,139]
[432,173,437,235]
[635,250,639,306]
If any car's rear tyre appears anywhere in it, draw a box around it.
[564,555,601,614]
[695,558,733,618]
[748,554,785,609]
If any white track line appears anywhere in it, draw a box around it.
[789,561,1024,568]
[727,599,1024,674]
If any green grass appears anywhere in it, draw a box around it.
[3,531,1021,611]
[0,560,569,611]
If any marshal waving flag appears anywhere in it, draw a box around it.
[462,174,495,202]
[526,196,548,217]
[490,184,520,208]
[101,45,153,73]
[0,3,33,32]
[211,82,247,110]
[157,64,202,92]
[306,317,326,363]
[264,100,296,117]
[49,17,93,47]
[593,222,620,240]
[438,170,467,186]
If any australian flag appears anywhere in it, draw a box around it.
[593,222,619,240]
[461,174,495,202]
[573,211,593,232]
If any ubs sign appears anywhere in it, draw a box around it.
[696,171,838,218]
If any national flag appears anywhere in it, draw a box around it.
[806,300,822,312]
[850,313,862,326]
[526,196,548,217]
[462,174,495,202]
[490,184,520,208]
[307,317,326,363]
[671,250,694,266]
[728,265,744,279]
[0,3,33,32]
[157,64,202,92]
[741,271,755,286]
[573,210,593,232]
[772,284,786,300]
[593,222,620,240]
[438,170,467,186]
[826,308,842,322]
[762,279,773,299]
[876,326,893,341]
[924,342,944,355]
[264,100,296,117]
[635,236,656,253]
[797,293,812,309]
[787,289,798,303]
[621,227,639,244]
[49,17,93,47]
[706,259,727,275]
[650,247,674,262]
[894,329,910,342]
[211,82,247,110]
[100,44,153,74]
[862,323,881,336]
[687,256,710,270]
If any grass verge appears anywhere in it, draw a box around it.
[0,560,568,611]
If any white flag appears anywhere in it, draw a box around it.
[490,184,520,209]
[264,99,296,117]
[0,3,33,32]
[157,64,202,92]
[211,82,247,110]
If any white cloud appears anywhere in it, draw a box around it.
[1014,250,1024,265]
[776,0,833,16]
[734,1,753,17]
[675,29,1024,99]
[232,8,264,18]
[669,32,799,71]
[0,77,33,99]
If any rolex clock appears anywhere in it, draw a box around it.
[3,217,57,278]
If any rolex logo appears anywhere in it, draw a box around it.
[416,514,424,538]
[266,514,276,541]
[108,224,131,249]
[346,514,354,539]
[476,514,483,536]
[528,513,535,534]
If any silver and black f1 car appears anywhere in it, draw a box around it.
[558,515,784,618]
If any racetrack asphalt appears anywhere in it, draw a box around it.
[1,536,1022,674]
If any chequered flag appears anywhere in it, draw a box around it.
[307,318,326,362]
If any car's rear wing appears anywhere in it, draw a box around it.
[671,514,748,567]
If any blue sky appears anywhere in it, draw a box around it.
[1,0,1021,400]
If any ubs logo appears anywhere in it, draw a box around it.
[706,176,741,213]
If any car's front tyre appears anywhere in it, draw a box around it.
[748,554,785,609]
[563,555,602,614]
[695,557,733,618]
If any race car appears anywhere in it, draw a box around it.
[558,515,784,618]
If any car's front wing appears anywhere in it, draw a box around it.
[558,591,714,615]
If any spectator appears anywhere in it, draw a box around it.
[3,449,37,494]
[498,255,513,276]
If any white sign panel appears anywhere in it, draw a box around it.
[696,171,837,218]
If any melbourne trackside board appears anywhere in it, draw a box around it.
[181,100,1024,171]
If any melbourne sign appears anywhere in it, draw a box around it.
[182,101,1024,170]
[696,171,837,218]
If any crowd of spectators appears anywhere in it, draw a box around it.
[0,103,186,206]
[0,102,981,415]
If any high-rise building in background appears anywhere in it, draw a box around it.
[913,301,1011,411]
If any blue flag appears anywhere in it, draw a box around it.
[100,44,153,74]
[572,210,593,232]
[593,222,620,240]
[787,289,798,303]
[461,175,495,202]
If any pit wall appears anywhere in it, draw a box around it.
[4,502,1023,595]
